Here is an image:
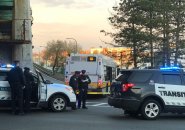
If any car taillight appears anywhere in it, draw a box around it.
[122,83,135,92]
[97,79,102,88]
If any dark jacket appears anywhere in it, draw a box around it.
[24,70,34,87]
[7,66,25,86]
[78,74,91,90]
[69,75,79,91]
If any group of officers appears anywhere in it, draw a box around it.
[69,70,91,109]
[6,60,91,114]
[7,60,34,115]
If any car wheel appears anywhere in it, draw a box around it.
[50,95,67,112]
[141,99,161,120]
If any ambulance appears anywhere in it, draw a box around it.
[65,54,118,95]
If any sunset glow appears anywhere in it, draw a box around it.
[30,0,118,51]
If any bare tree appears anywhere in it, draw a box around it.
[44,40,82,74]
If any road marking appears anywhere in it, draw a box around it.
[86,102,111,107]
[86,102,105,104]
[87,105,111,108]
[91,103,108,106]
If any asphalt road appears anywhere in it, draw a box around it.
[0,97,185,130]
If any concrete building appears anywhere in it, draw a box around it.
[0,0,33,69]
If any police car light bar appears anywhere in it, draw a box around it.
[160,66,180,71]
[1,64,15,68]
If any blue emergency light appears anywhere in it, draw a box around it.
[1,64,15,68]
[160,66,180,71]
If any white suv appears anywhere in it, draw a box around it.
[0,67,76,112]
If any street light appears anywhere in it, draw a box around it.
[66,38,78,54]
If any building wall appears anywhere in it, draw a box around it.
[13,0,33,69]
[14,0,32,41]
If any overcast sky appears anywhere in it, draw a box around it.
[30,0,118,51]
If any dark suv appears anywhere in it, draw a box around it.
[108,68,185,120]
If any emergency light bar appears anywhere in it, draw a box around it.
[1,64,14,68]
[160,66,180,71]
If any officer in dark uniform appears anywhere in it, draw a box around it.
[24,67,34,113]
[78,70,91,109]
[69,71,80,94]
[7,60,25,115]
[69,71,80,110]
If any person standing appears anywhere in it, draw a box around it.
[24,67,34,113]
[69,71,80,110]
[78,70,91,109]
[7,60,25,115]
[69,71,80,94]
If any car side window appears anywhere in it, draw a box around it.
[163,74,182,85]
[116,71,132,83]
[183,75,185,85]
[0,72,8,81]
[130,72,153,83]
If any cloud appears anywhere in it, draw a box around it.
[31,0,94,8]
[44,0,75,7]
[30,0,117,9]
[31,0,75,7]
[32,22,112,50]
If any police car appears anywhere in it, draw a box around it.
[108,67,185,120]
[0,65,76,112]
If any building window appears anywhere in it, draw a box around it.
[0,21,12,40]
[0,0,13,40]
[0,0,13,20]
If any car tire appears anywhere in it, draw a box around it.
[141,99,161,120]
[50,95,67,112]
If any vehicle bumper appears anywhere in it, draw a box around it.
[108,96,141,111]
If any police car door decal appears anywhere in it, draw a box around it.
[40,82,47,100]
[36,71,47,101]
[0,81,11,100]
[155,83,185,106]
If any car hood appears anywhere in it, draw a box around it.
[47,83,71,89]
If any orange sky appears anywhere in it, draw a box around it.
[30,0,118,52]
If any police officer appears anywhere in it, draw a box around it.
[7,60,25,115]
[69,71,80,94]
[69,71,80,110]
[24,67,34,113]
[78,70,91,109]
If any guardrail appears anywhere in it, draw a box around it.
[33,63,64,81]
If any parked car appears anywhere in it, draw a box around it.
[108,67,185,120]
[0,66,76,112]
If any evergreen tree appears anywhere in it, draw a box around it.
[136,0,162,68]
[106,0,148,68]
[171,0,185,65]
[102,0,185,68]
